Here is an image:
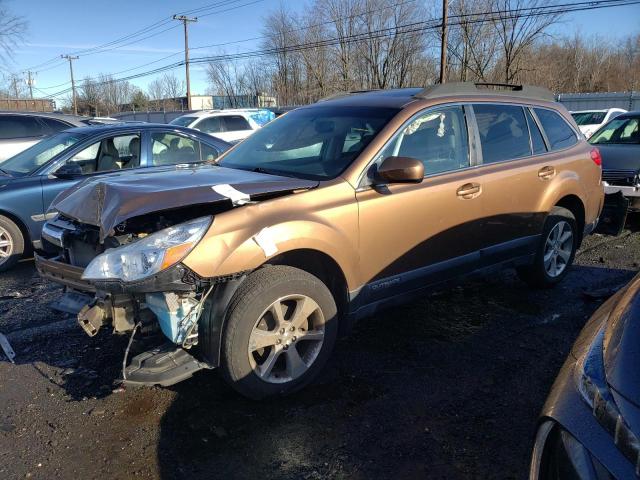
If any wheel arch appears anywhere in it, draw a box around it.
[199,247,352,366]
[554,194,585,246]
[266,248,350,324]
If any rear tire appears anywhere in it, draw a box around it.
[517,207,577,289]
[0,215,24,272]
[220,265,338,400]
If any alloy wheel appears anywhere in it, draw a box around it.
[543,220,573,278]
[0,226,13,265]
[247,294,325,384]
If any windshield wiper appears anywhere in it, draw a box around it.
[0,168,11,176]
[249,166,289,177]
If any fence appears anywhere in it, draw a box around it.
[0,98,54,112]
[556,91,640,111]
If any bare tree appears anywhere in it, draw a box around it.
[491,0,562,83]
[206,55,247,107]
[161,72,185,100]
[0,1,26,66]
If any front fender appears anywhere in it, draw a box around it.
[182,183,361,290]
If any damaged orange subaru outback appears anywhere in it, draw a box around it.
[36,83,604,399]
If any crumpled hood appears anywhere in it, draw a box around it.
[598,144,640,172]
[603,272,640,408]
[50,164,318,241]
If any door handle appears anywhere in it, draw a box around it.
[538,166,556,179]
[456,182,481,199]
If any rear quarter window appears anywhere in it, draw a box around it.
[39,117,72,134]
[534,108,577,151]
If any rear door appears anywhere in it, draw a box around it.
[470,103,577,266]
[355,105,485,306]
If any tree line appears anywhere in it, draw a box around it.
[208,0,640,106]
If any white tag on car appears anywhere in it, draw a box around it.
[212,184,250,206]
[254,227,278,257]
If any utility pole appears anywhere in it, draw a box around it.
[173,14,197,110]
[61,55,79,115]
[25,71,34,99]
[439,0,449,84]
[11,76,18,98]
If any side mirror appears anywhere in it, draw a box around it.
[375,156,424,184]
[52,162,83,179]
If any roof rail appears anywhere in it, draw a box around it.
[317,89,379,102]
[415,82,555,102]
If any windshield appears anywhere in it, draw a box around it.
[218,106,399,180]
[590,117,639,145]
[169,116,198,127]
[0,132,86,175]
[571,111,606,126]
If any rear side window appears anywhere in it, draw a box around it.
[197,117,223,134]
[534,108,577,151]
[525,108,547,155]
[0,115,45,139]
[474,104,530,164]
[223,115,251,132]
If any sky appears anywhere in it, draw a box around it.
[4,0,640,108]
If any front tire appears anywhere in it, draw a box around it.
[220,265,338,400]
[0,215,24,272]
[517,207,577,288]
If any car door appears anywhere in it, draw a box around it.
[355,104,485,306]
[469,103,565,267]
[40,132,143,219]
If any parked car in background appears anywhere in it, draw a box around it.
[530,272,640,479]
[36,83,603,399]
[0,123,230,271]
[571,108,627,139]
[588,111,640,234]
[0,111,93,161]
[169,108,275,143]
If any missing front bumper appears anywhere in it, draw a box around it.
[123,343,212,387]
[35,254,95,293]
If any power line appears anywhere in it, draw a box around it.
[39,0,639,100]
[22,0,268,74]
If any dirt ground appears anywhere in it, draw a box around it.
[1,225,639,480]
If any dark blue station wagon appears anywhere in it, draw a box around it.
[0,123,231,271]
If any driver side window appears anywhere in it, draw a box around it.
[60,134,141,175]
[376,106,470,176]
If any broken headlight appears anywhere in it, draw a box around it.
[82,216,212,282]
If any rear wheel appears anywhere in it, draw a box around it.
[220,265,338,399]
[0,215,24,272]
[517,207,577,288]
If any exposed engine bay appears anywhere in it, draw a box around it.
[38,210,223,386]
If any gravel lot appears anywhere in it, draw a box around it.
[1,224,639,480]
